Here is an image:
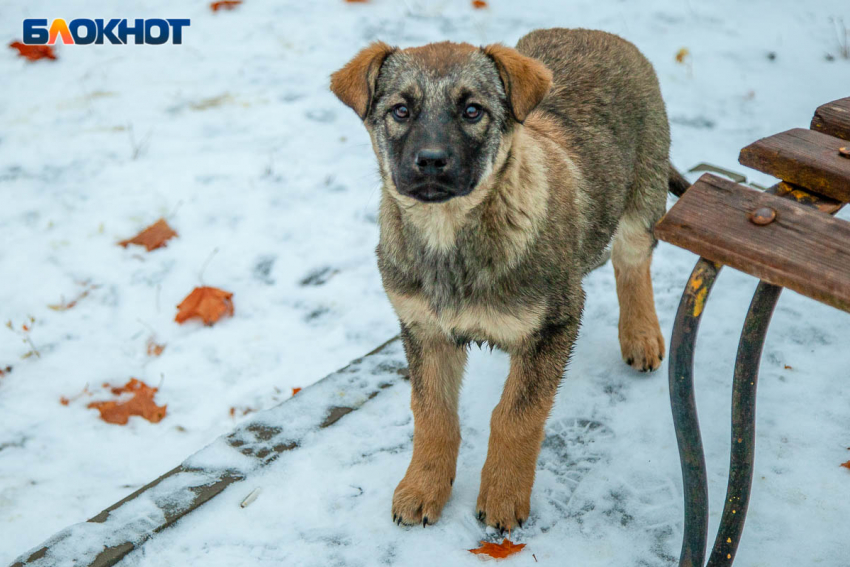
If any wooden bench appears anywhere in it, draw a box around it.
[655,96,850,567]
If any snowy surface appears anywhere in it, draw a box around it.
[1,0,849,565]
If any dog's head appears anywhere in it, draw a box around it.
[330,41,552,204]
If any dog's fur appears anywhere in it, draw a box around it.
[331,28,684,531]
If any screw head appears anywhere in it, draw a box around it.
[750,207,776,225]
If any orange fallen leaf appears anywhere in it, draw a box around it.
[119,218,178,252]
[841,460,850,470]
[469,538,526,559]
[9,41,56,61]
[211,0,242,11]
[472,0,488,8]
[88,378,166,425]
[783,364,793,370]
[292,387,302,395]
[146,337,166,357]
[175,286,234,325]
[675,47,690,63]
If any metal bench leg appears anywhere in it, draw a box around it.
[707,282,782,566]
[669,258,722,567]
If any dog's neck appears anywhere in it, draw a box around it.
[379,123,551,266]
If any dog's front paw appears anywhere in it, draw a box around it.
[620,322,665,372]
[476,458,532,532]
[392,467,453,527]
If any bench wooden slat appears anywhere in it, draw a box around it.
[655,173,850,313]
[738,128,850,203]
[811,96,850,141]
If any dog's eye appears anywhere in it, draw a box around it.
[463,104,483,122]
[391,104,410,121]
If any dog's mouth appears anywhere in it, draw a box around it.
[406,184,454,203]
[396,179,476,204]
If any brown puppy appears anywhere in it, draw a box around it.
[330,28,687,531]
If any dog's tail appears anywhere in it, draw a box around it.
[668,163,690,197]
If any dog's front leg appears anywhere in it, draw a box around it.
[476,320,578,531]
[392,324,467,527]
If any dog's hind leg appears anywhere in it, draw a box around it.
[612,203,666,372]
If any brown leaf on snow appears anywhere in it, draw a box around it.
[119,219,178,252]
[469,538,526,559]
[211,0,242,11]
[292,387,302,395]
[841,460,850,471]
[9,41,56,61]
[175,286,234,325]
[88,378,166,425]
[146,337,166,357]
[0,365,11,377]
[472,0,488,8]
[675,47,690,63]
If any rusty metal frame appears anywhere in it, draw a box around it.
[669,265,782,567]
[668,258,722,567]
[705,282,782,566]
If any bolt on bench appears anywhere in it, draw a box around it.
[655,96,850,567]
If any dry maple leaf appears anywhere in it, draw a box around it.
[292,387,302,395]
[841,460,850,470]
[211,0,242,11]
[119,218,178,252]
[175,286,234,325]
[675,47,690,63]
[472,0,488,8]
[88,378,167,425]
[469,538,526,559]
[9,41,56,61]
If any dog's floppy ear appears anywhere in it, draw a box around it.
[483,44,552,123]
[330,41,396,120]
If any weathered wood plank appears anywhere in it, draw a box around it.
[655,174,850,313]
[811,96,850,141]
[738,128,850,203]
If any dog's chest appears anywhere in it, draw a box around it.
[386,269,545,348]
[380,199,547,346]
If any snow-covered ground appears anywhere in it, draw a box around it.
[2,0,849,565]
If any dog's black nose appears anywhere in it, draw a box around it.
[415,148,449,175]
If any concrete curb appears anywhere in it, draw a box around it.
[10,336,405,567]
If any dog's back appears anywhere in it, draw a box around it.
[518,29,671,264]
